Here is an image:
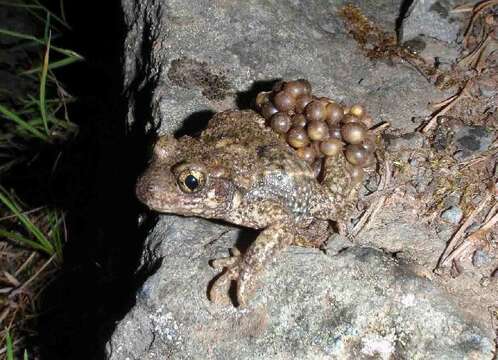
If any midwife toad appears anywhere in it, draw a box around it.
[136,109,360,306]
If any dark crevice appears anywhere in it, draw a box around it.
[396,0,415,43]
[30,1,153,359]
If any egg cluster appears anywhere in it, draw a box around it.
[255,79,377,183]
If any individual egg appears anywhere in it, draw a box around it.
[343,106,350,114]
[272,90,296,112]
[291,114,307,128]
[295,94,313,114]
[305,100,327,122]
[325,103,344,125]
[307,120,329,141]
[287,127,310,148]
[261,102,279,120]
[329,125,343,140]
[361,115,374,128]
[297,79,312,95]
[297,146,316,163]
[349,165,364,184]
[270,113,291,134]
[345,144,368,166]
[342,114,361,124]
[350,104,365,118]
[255,91,271,110]
[284,80,309,98]
[341,122,367,144]
[319,138,343,156]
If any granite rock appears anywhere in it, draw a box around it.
[399,0,464,44]
[106,217,495,360]
[113,0,496,358]
[122,0,442,134]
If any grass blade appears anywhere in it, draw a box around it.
[0,1,71,30]
[6,331,14,360]
[0,189,54,255]
[40,30,51,134]
[0,228,50,254]
[0,104,49,141]
[33,0,71,29]
[20,55,82,75]
[0,29,83,59]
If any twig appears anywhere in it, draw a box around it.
[441,209,498,266]
[351,159,392,237]
[421,81,471,133]
[438,191,493,268]
[14,252,36,276]
[458,145,498,170]
[451,3,475,13]
[484,202,498,223]
[8,254,55,299]
[371,122,390,134]
[0,206,45,221]
[459,34,495,70]
[463,0,498,43]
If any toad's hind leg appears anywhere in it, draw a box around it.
[210,224,293,307]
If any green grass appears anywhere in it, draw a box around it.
[0,1,81,357]
[2,330,29,360]
[5,332,13,360]
[0,187,64,260]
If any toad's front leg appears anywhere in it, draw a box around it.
[210,223,294,307]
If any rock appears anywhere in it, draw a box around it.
[473,250,491,268]
[441,206,463,224]
[454,126,494,161]
[115,0,496,358]
[399,0,463,44]
[478,76,498,98]
[385,132,426,152]
[402,35,460,68]
[122,0,441,134]
[106,216,494,359]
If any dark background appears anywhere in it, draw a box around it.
[26,1,151,358]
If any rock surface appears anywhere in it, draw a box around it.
[113,0,496,358]
[106,217,494,360]
[399,0,464,44]
[122,0,442,134]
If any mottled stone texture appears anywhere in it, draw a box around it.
[121,0,442,134]
[111,0,496,359]
[399,0,464,44]
[106,217,494,359]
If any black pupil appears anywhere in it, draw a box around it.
[185,174,199,190]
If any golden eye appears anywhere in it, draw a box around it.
[177,169,205,193]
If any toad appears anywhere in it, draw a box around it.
[136,109,360,306]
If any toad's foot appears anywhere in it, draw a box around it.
[209,224,293,307]
[209,248,242,305]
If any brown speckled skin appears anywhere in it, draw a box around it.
[136,110,357,306]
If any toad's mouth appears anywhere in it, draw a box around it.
[135,174,210,216]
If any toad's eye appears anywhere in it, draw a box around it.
[177,169,205,193]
